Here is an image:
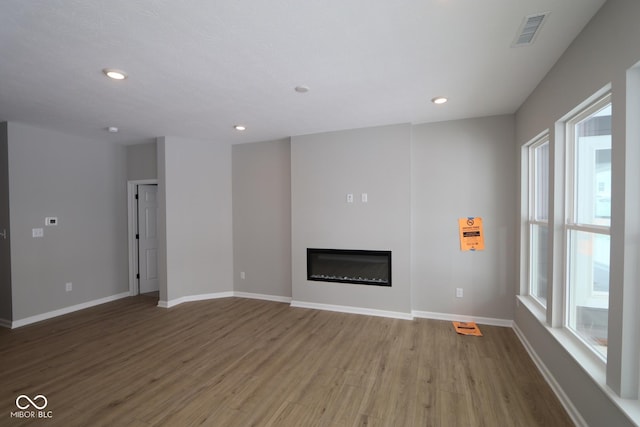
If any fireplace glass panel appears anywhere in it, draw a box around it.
[307,248,391,287]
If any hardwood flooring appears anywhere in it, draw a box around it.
[0,296,573,426]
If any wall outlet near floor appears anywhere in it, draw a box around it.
[456,288,463,298]
[240,272,246,280]
[65,282,72,292]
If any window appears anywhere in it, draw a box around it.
[528,137,549,306]
[565,94,611,359]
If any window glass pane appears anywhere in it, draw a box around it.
[530,224,547,305]
[534,142,549,221]
[567,230,609,358]
[574,104,611,226]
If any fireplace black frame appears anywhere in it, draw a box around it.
[306,248,392,287]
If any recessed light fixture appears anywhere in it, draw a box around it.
[431,96,448,105]
[295,85,310,93]
[234,125,246,131]
[103,68,128,80]
[107,126,119,133]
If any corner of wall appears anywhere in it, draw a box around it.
[0,121,11,322]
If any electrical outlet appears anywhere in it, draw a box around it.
[32,228,44,238]
[240,272,246,280]
[65,282,72,292]
[346,193,354,203]
[456,288,463,298]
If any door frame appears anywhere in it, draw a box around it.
[127,179,158,296]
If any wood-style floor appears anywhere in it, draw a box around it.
[0,295,573,426]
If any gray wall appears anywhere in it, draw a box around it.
[232,139,291,297]
[515,307,633,426]
[126,142,157,181]
[157,136,233,303]
[291,124,412,314]
[233,116,517,320]
[515,0,640,424]
[7,122,128,321]
[0,123,11,322]
[411,115,517,320]
[157,138,168,303]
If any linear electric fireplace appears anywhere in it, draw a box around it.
[307,248,391,287]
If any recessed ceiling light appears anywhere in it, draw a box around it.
[234,125,246,131]
[103,68,128,80]
[107,126,119,133]
[295,85,310,93]
[431,96,448,105]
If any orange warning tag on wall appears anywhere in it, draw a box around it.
[458,217,485,251]
[452,321,483,336]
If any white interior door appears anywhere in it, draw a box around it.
[138,184,159,293]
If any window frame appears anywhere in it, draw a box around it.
[526,134,550,308]
[563,92,612,361]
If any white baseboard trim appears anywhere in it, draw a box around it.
[157,291,234,308]
[0,318,11,329]
[512,323,587,427]
[411,310,513,328]
[234,292,292,304]
[158,291,292,308]
[11,292,131,329]
[290,300,413,320]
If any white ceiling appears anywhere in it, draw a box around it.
[0,0,606,145]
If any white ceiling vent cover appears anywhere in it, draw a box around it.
[513,12,549,47]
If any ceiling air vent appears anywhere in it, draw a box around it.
[513,12,549,47]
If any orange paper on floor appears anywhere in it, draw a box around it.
[452,321,483,336]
